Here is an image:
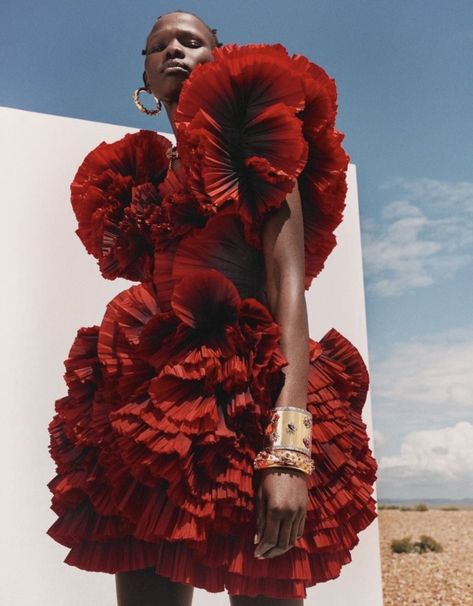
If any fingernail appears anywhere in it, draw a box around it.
[254,533,259,544]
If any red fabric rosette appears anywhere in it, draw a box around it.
[175,43,350,288]
[175,43,309,247]
[71,130,171,282]
[99,269,288,475]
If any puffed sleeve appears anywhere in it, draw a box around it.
[70,130,172,282]
[174,44,349,289]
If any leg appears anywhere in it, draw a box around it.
[229,593,303,606]
[115,566,194,606]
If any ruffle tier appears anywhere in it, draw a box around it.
[47,271,377,599]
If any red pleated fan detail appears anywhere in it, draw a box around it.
[175,44,309,247]
[70,130,171,281]
[175,43,350,288]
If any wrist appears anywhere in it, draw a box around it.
[260,466,308,480]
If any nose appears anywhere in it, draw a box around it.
[164,39,185,60]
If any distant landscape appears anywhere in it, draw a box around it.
[379,505,472,605]
[378,497,473,508]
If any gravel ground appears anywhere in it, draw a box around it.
[378,508,473,606]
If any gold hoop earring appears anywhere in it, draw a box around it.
[133,87,162,115]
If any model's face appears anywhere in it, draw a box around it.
[144,13,215,103]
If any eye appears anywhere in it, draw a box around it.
[148,43,165,54]
[180,34,204,49]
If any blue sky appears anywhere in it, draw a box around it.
[2,0,472,498]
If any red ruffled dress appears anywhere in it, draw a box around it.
[46,43,378,599]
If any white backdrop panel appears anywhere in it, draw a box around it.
[0,106,382,606]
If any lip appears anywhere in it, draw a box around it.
[163,66,190,76]
[161,61,190,74]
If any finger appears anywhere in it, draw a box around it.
[297,513,306,539]
[254,511,281,558]
[288,513,300,545]
[263,514,296,558]
[254,482,265,544]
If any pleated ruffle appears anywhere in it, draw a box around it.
[47,284,377,599]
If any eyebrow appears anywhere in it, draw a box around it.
[143,25,209,53]
[148,26,206,43]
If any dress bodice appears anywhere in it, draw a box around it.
[153,199,269,310]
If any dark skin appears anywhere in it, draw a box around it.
[116,12,310,606]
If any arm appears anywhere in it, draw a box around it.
[262,180,309,410]
[254,181,310,559]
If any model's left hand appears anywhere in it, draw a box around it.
[254,467,308,559]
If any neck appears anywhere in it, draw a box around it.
[163,100,179,138]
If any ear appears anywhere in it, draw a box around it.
[142,70,149,90]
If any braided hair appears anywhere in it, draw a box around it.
[142,10,223,55]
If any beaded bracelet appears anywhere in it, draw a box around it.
[253,448,315,475]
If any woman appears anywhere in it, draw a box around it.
[46,10,378,606]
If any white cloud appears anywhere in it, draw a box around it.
[362,178,473,297]
[371,326,473,436]
[370,327,473,496]
[380,422,473,478]
[384,178,473,211]
[377,422,473,498]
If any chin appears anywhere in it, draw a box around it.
[163,90,183,104]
